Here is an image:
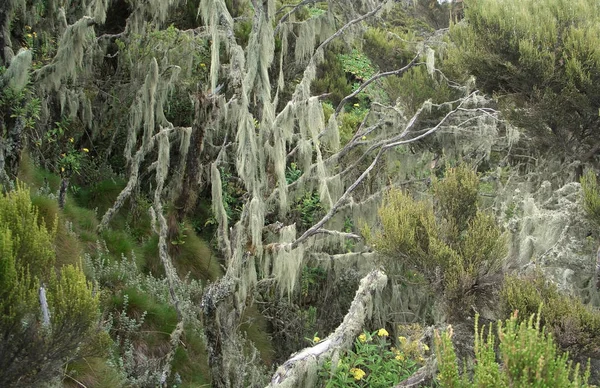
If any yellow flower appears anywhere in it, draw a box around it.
[398,336,407,344]
[200,63,206,67]
[377,328,389,337]
[423,344,429,352]
[82,148,89,153]
[69,137,74,143]
[361,135,367,140]
[313,336,320,343]
[353,103,359,107]
[33,32,37,37]
[26,33,33,38]
[61,167,65,172]
[25,25,31,31]
[358,333,367,343]
[395,354,405,361]
[418,356,425,363]
[349,368,366,381]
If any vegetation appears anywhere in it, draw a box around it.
[448,0,600,159]
[1,0,600,386]
[318,328,422,387]
[366,165,506,318]
[435,311,592,387]
[0,184,100,387]
[500,274,600,359]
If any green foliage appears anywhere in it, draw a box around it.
[362,28,412,72]
[338,49,377,82]
[339,104,369,145]
[0,183,56,277]
[286,162,302,184]
[42,117,90,177]
[0,184,99,387]
[432,164,479,235]
[448,0,600,154]
[500,274,600,359]
[301,265,327,299]
[435,312,592,387]
[294,191,324,228]
[318,329,420,387]
[312,48,354,106]
[367,165,506,316]
[580,170,600,226]
[389,66,455,115]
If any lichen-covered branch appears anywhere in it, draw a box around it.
[268,269,388,387]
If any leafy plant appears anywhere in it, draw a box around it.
[318,328,419,387]
[295,191,324,228]
[435,311,592,387]
[286,162,303,184]
[338,49,377,81]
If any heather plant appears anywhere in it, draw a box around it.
[581,169,600,226]
[500,274,600,359]
[366,165,506,317]
[435,311,592,387]
[0,184,99,387]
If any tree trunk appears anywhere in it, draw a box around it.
[175,88,210,221]
[58,176,69,209]
[0,1,12,67]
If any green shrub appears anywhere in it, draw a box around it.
[367,165,506,316]
[447,0,600,155]
[0,184,99,387]
[435,311,592,387]
[500,274,600,359]
[581,170,600,226]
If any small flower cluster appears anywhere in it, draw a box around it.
[349,367,366,380]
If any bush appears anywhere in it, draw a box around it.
[448,0,600,157]
[366,165,506,317]
[581,170,600,226]
[500,273,600,359]
[0,184,99,387]
[435,311,592,387]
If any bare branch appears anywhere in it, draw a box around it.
[275,0,323,32]
[288,92,478,249]
[312,229,362,239]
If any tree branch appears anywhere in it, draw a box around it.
[287,92,477,249]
